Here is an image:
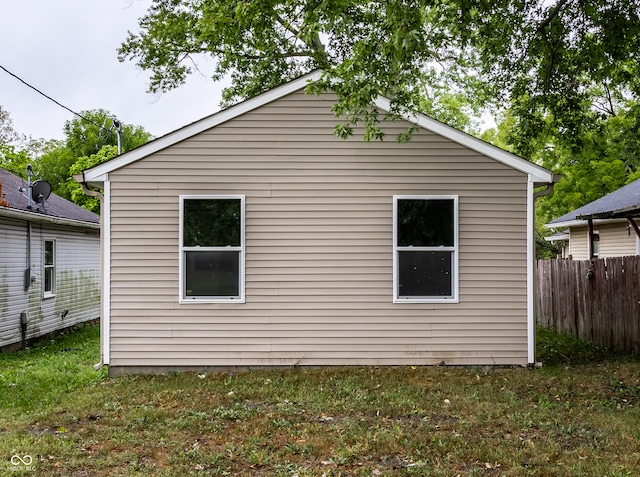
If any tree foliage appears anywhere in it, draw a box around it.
[119,1,640,144]
[37,109,152,203]
[118,0,488,140]
[1,106,152,210]
[67,145,120,213]
[0,105,24,146]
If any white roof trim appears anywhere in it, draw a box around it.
[0,206,100,229]
[374,97,554,183]
[84,71,324,183]
[545,217,629,229]
[545,219,587,229]
[83,70,554,185]
[543,232,569,242]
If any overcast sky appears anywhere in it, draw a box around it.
[1,0,226,142]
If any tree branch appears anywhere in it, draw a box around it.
[536,0,573,35]
[603,82,616,116]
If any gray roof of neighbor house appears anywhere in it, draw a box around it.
[0,168,99,226]
[546,178,640,227]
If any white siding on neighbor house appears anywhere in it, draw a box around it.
[106,91,531,370]
[568,220,639,260]
[0,217,100,349]
[568,226,589,260]
[599,221,639,258]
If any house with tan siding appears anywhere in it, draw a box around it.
[78,72,556,375]
[544,178,640,260]
[1,168,100,351]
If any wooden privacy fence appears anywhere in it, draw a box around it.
[536,256,640,353]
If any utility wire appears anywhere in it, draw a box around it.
[0,63,107,131]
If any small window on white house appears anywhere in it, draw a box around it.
[393,196,458,303]
[44,239,55,297]
[179,195,245,303]
[592,232,600,258]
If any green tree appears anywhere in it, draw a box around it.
[0,105,23,146]
[67,145,119,213]
[0,144,31,177]
[120,0,640,238]
[118,0,493,140]
[37,110,152,203]
[0,106,29,178]
[119,0,640,143]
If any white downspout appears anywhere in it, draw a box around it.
[528,174,560,365]
[75,174,110,370]
[102,180,111,366]
[527,176,536,365]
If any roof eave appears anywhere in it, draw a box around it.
[543,233,569,242]
[545,217,632,229]
[83,71,556,184]
[544,219,586,229]
[373,97,556,183]
[83,71,324,182]
[0,206,100,229]
[577,204,640,221]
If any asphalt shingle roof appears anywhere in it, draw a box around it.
[548,178,640,225]
[0,168,99,224]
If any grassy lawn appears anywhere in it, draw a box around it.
[1,326,639,476]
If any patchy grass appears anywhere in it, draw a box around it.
[535,326,624,366]
[0,325,639,476]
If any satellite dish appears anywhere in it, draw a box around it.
[31,180,52,204]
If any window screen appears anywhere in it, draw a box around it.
[180,196,244,302]
[394,196,458,302]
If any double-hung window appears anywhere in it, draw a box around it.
[44,239,55,298]
[393,196,458,303]
[179,195,245,303]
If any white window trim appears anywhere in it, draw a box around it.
[393,195,459,303]
[43,238,56,299]
[179,195,246,304]
[588,228,600,258]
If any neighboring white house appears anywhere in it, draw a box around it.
[0,167,100,351]
[78,72,556,375]
[544,178,640,260]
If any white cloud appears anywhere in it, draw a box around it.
[0,0,225,142]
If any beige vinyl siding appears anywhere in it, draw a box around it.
[568,226,589,260]
[107,91,529,369]
[599,221,638,258]
[569,220,638,260]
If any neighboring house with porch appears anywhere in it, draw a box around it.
[78,72,556,375]
[544,178,640,260]
[0,167,100,351]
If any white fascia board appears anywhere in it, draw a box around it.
[544,217,625,229]
[84,71,555,185]
[544,219,587,229]
[84,173,107,188]
[0,206,100,230]
[374,97,555,184]
[543,232,569,242]
[83,71,324,183]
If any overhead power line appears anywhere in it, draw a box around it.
[0,63,106,131]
